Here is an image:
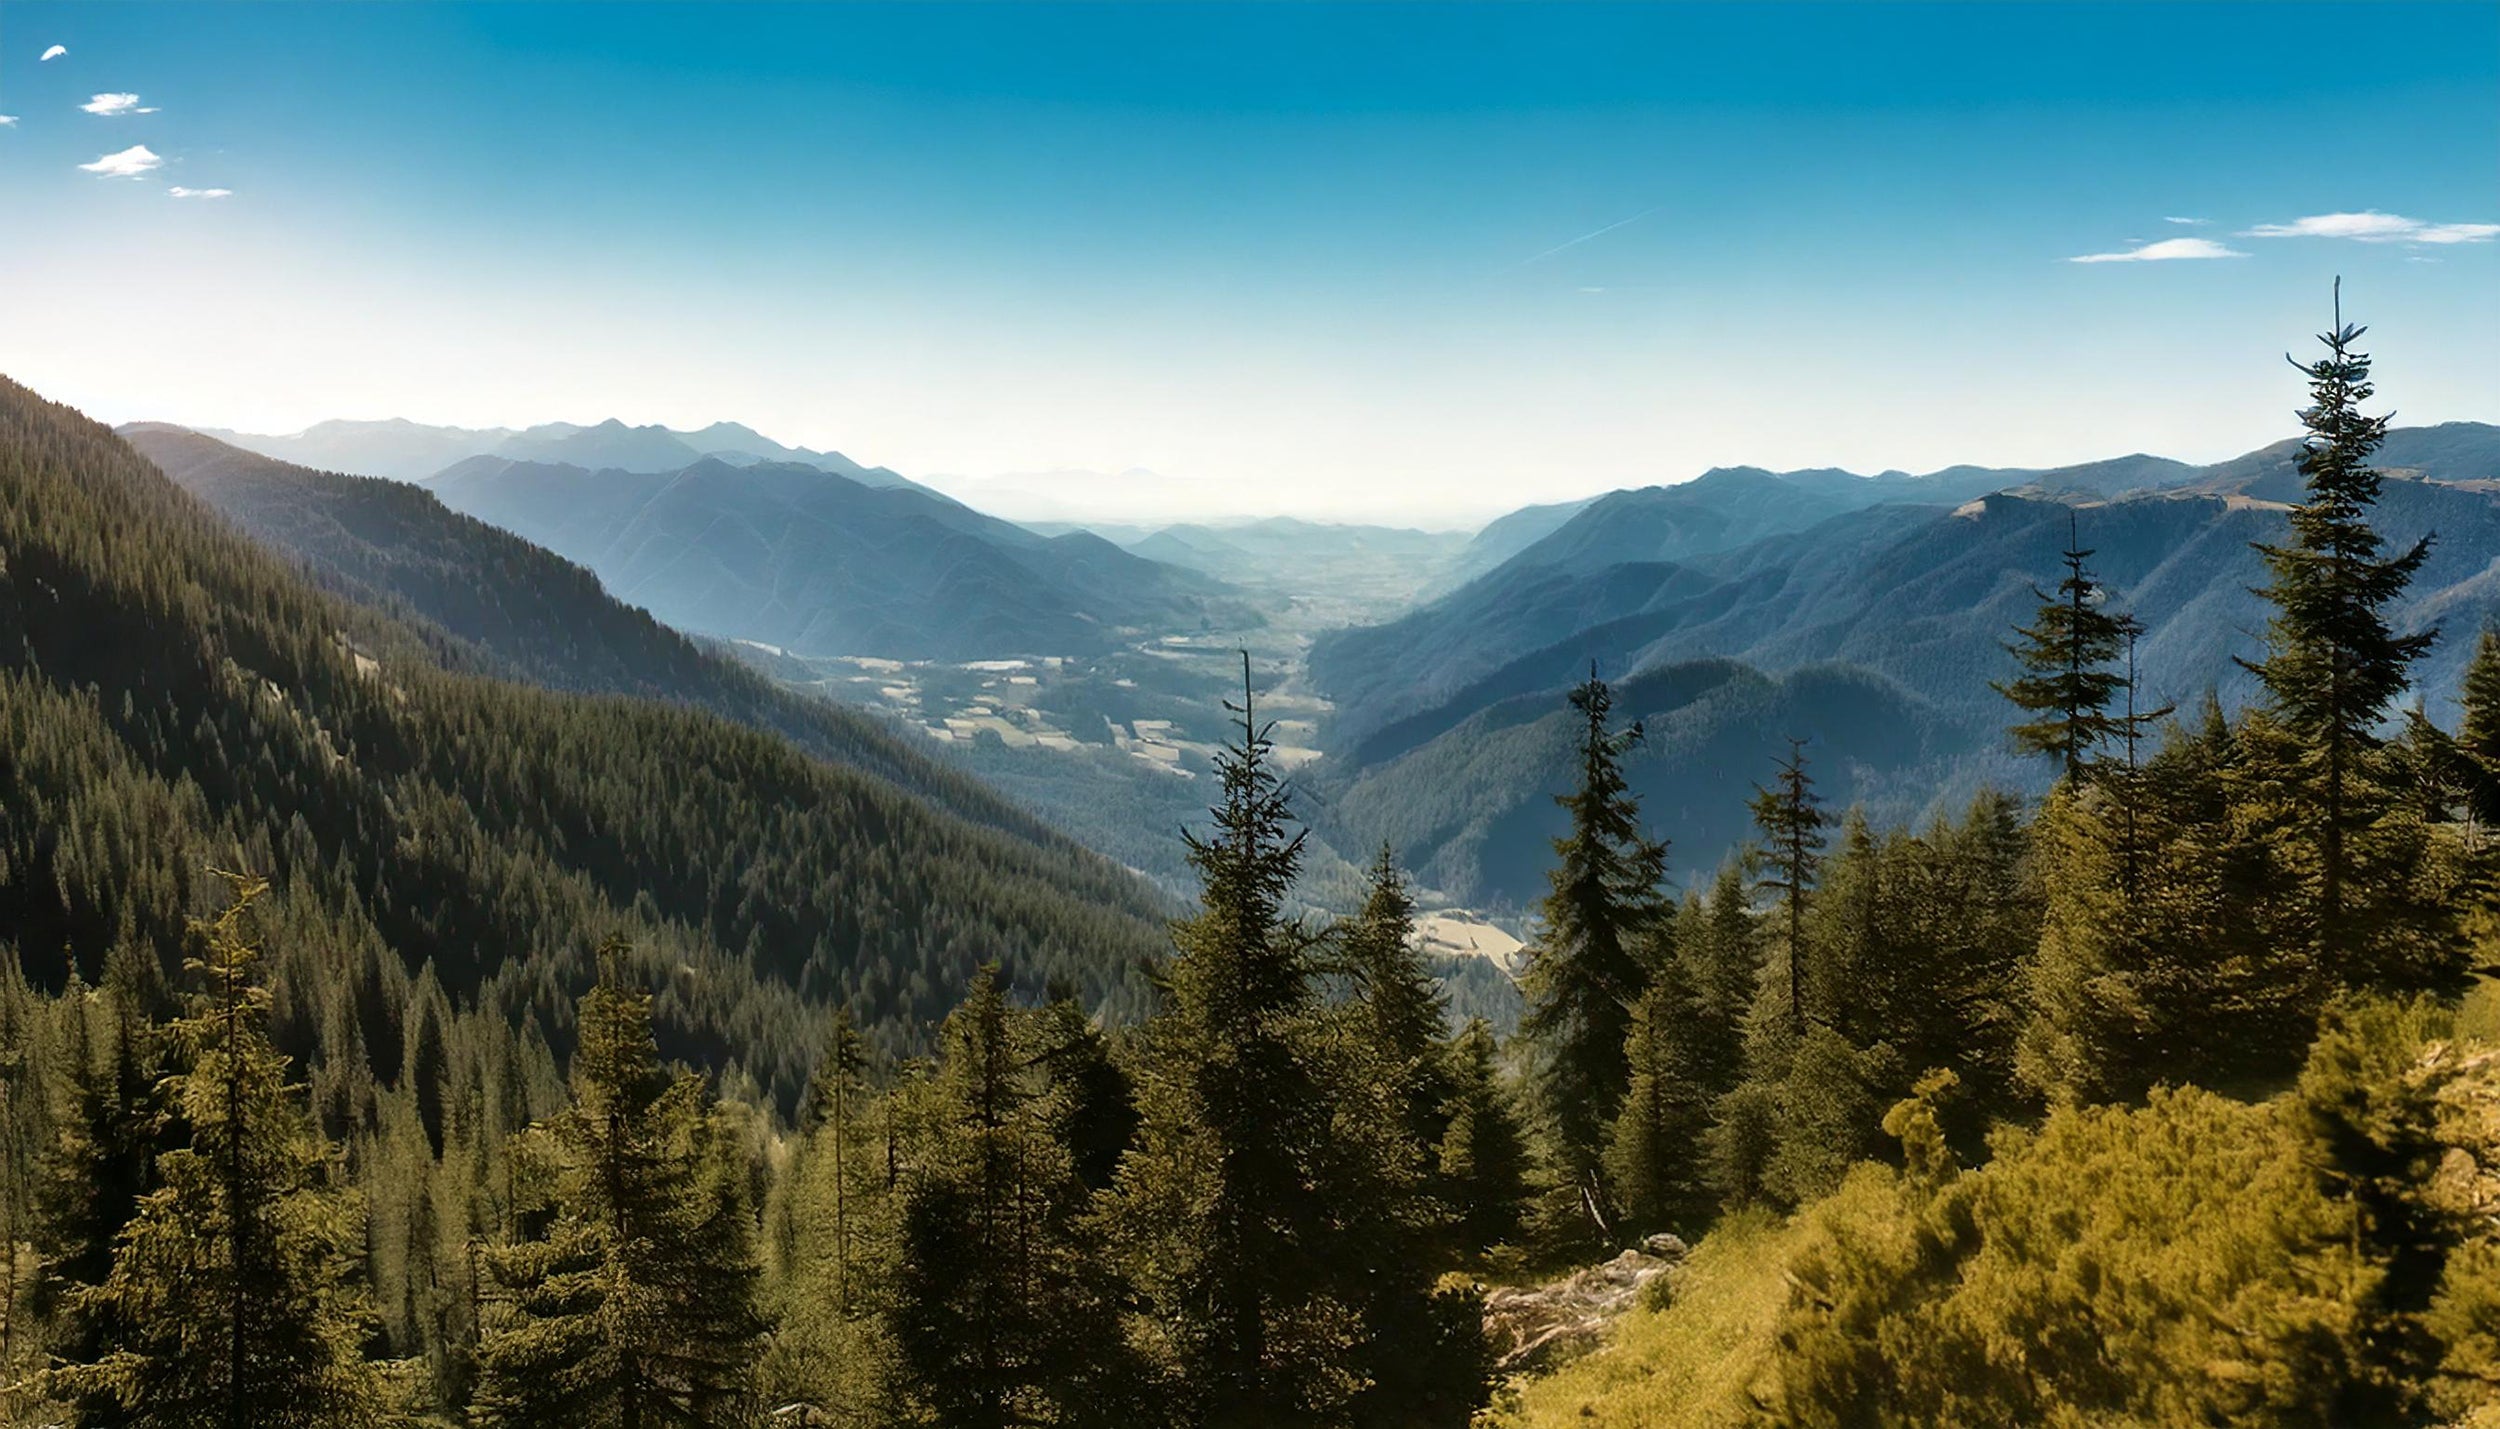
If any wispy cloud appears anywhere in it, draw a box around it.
[0,116,17,128]
[168,186,232,200]
[2242,210,2499,245]
[1520,206,1662,266]
[82,93,160,117]
[78,144,162,178]
[2068,236,2246,264]
[40,45,66,62]
[2163,216,2209,226]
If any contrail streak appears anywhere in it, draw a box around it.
[1518,206,1662,266]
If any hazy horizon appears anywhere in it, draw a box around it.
[151,407,2500,532]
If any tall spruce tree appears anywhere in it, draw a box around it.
[1996,511,2166,783]
[473,942,766,1429]
[1749,738,1827,1035]
[1111,657,1480,1428]
[1111,655,1358,1425]
[1341,844,1451,1157]
[44,873,388,1428]
[2243,282,2436,959]
[890,966,1132,1429]
[1520,670,1672,1227]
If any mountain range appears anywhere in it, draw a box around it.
[423,453,1258,660]
[117,424,1062,840]
[1305,422,2500,904]
[194,415,923,489]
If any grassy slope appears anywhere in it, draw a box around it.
[1485,1209,1796,1429]
[1493,984,2500,1429]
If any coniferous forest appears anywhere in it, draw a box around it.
[7,294,2500,1429]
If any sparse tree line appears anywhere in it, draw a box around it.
[2,298,2498,1426]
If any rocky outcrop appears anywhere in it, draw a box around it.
[1481,1234,1689,1375]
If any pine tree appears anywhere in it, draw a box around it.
[1110,656,1479,1428]
[473,942,766,1429]
[32,947,168,1428]
[44,872,388,1428]
[1340,844,1451,1157]
[2243,282,2437,962]
[890,966,1134,1429]
[763,1013,902,1429]
[1601,961,1712,1233]
[804,1004,870,1314]
[404,973,452,1162]
[1749,738,1827,1035]
[1677,860,1760,1102]
[1433,1020,1528,1256]
[1995,510,2150,783]
[1519,670,1672,1225]
[2458,627,2500,828]
[1759,1023,1882,1208]
[1901,792,2037,1136]
[1110,655,1346,1425]
[1035,987,1136,1195]
[2016,705,2310,1105]
[0,954,54,1417]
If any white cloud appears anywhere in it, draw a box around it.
[0,116,16,128]
[168,186,232,200]
[2163,216,2209,225]
[2068,236,2247,264]
[40,45,66,62]
[2242,210,2499,245]
[78,144,162,178]
[2416,222,2500,245]
[81,93,159,117]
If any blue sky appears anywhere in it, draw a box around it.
[2,2,2494,523]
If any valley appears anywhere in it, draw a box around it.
[9,7,2497,1426]
[147,409,2500,925]
[12,332,2500,1429]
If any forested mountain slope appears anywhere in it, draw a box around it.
[0,377,1168,1111]
[1432,495,1598,591]
[118,424,1069,845]
[1316,422,2500,750]
[428,453,1258,659]
[1308,424,2500,900]
[1309,658,1971,906]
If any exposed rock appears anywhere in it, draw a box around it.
[1481,1236,1689,1375]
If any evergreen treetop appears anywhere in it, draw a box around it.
[473,940,765,1429]
[1521,670,1672,1211]
[44,871,390,1429]
[2244,281,2437,949]
[1749,739,1827,1035]
[1995,510,2167,783]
